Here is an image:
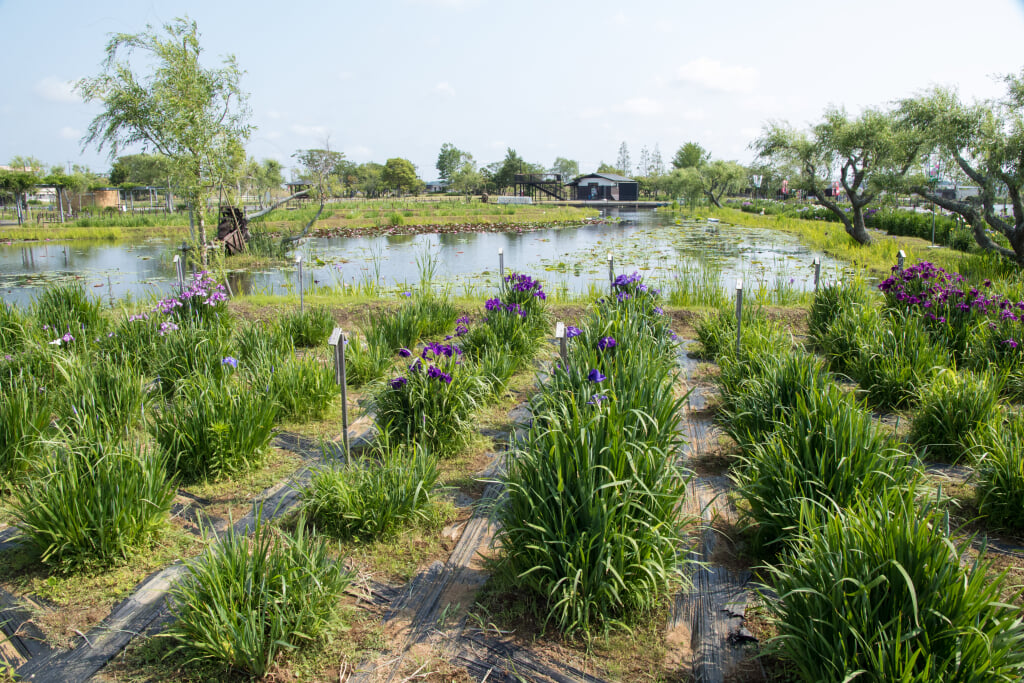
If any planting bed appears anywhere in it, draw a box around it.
[5,251,1024,682]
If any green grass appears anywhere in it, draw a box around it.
[11,439,174,571]
[909,369,1005,463]
[972,412,1024,530]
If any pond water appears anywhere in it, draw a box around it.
[0,208,848,307]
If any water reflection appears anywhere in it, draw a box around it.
[0,210,847,307]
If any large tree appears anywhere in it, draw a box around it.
[550,157,579,181]
[381,157,422,195]
[672,142,710,170]
[754,106,919,245]
[77,17,251,263]
[695,160,748,208]
[897,73,1024,263]
[0,171,39,224]
[616,142,632,177]
[109,153,172,186]
[435,143,467,183]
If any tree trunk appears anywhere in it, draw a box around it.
[848,204,872,245]
[57,188,65,223]
[914,185,1017,262]
[197,210,208,267]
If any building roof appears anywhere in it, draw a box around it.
[570,172,637,185]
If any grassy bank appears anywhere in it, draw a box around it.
[704,206,968,276]
[0,200,597,242]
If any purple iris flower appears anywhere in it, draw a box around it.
[597,337,616,351]
[587,369,606,383]
[565,326,582,338]
[398,348,412,357]
[221,356,238,368]
[390,376,408,389]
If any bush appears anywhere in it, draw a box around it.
[808,279,872,351]
[908,369,1004,463]
[274,306,334,348]
[11,440,173,570]
[972,413,1024,530]
[302,439,439,540]
[166,514,352,677]
[763,492,1024,681]
[150,371,277,482]
[732,387,918,552]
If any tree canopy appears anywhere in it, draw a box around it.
[672,142,710,170]
[76,16,251,262]
[897,72,1024,263]
[754,106,919,245]
[381,157,422,195]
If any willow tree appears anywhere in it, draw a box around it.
[755,107,919,245]
[77,17,251,264]
[897,72,1024,264]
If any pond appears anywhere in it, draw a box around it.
[0,208,848,307]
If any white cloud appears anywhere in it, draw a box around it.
[577,106,605,120]
[289,123,329,138]
[674,58,758,94]
[435,81,456,96]
[267,110,283,120]
[619,97,663,116]
[59,126,81,140]
[264,130,282,140]
[345,145,372,161]
[34,77,79,104]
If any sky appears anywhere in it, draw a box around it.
[2,0,1023,181]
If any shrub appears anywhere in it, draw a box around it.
[908,369,1005,463]
[763,492,1024,682]
[274,306,334,348]
[11,440,173,570]
[732,387,918,553]
[150,371,277,482]
[972,413,1024,530]
[302,439,439,540]
[166,514,352,677]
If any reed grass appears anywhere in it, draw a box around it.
[909,369,1005,463]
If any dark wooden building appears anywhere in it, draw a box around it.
[567,173,639,201]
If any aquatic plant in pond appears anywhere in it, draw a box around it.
[166,512,352,677]
[763,491,1024,681]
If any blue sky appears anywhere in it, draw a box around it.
[2,0,1023,181]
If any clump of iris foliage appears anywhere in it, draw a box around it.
[165,511,352,678]
[702,263,1024,681]
[302,434,440,541]
[493,272,692,635]
[374,271,548,455]
[0,271,345,578]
